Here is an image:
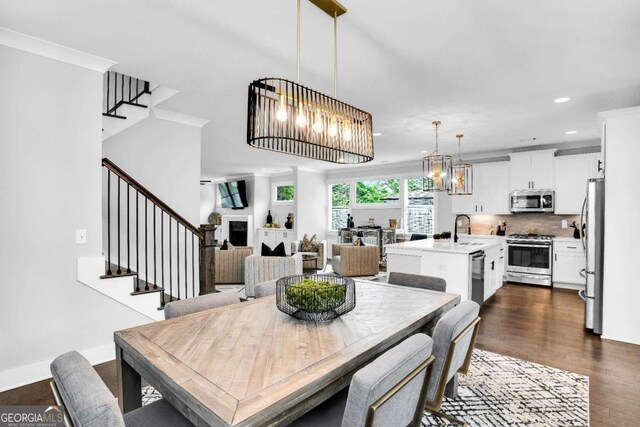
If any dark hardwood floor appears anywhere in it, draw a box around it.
[1,283,638,426]
[477,283,640,427]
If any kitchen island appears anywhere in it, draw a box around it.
[385,238,502,303]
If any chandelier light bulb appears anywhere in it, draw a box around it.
[328,120,338,137]
[312,109,323,132]
[295,109,307,127]
[343,126,352,141]
[276,95,288,122]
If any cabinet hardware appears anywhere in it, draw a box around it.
[554,253,557,261]
[480,205,483,212]
[567,246,577,249]
[597,160,603,172]
[491,261,495,270]
[475,205,478,212]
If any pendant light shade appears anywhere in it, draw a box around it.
[449,133,474,195]
[247,78,374,164]
[423,120,452,192]
[246,0,374,164]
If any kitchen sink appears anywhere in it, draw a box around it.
[457,242,483,246]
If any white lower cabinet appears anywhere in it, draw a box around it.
[553,239,586,287]
[255,228,294,255]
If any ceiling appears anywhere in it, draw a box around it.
[2,0,639,178]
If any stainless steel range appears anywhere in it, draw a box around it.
[506,234,554,286]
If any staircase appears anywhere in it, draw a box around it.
[101,71,178,141]
[78,158,216,321]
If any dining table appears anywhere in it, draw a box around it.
[114,279,461,426]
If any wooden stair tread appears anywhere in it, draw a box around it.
[131,278,164,296]
[100,262,136,279]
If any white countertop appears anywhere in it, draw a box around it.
[385,238,499,254]
[456,234,506,240]
[553,236,582,243]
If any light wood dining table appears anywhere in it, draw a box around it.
[114,280,460,426]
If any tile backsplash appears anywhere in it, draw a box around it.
[461,214,581,238]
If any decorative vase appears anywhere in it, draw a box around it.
[285,215,293,229]
[266,210,273,225]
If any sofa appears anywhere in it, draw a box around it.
[244,252,303,298]
[331,243,380,277]
[215,246,253,284]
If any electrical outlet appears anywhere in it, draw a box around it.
[561,220,568,229]
[76,229,87,244]
[457,220,462,226]
[438,264,448,271]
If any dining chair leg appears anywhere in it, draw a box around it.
[424,406,468,426]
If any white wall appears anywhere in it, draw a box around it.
[253,175,270,230]
[295,169,328,240]
[0,45,150,389]
[600,107,640,345]
[200,184,215,225]
[103,116,201,224]
[269,174,295,227]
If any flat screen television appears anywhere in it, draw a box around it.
[218,180,249,209]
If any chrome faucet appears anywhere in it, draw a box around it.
[454,214,471,243]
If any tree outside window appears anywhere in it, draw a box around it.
[275,184,294,202]
[355,179,399,204]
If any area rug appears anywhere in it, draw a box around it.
[141,349,589,427]
[421,350,589,426]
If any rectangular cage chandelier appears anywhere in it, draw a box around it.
[247,78,374,164]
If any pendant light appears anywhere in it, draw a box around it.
[422,120,452,192]
[449,133,473,195]
[247,0,374,164]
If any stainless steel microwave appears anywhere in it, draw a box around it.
[510,190,554,213]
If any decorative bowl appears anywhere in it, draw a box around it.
[276,274,356,321]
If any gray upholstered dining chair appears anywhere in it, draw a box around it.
[50,351,192,427]
[424,300,481,426]
[164,291,240,320]
[288,333,435,427]
[387,272,447,292]
[255,279,277,298]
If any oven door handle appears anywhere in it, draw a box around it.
[507,243,552,248]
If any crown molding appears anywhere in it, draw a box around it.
[151,108,209,128]
[0,27,115,72]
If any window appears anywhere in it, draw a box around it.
[355,179,399,204]
[330,183,350,229]
[406,178,435,235]
[274,184,294,202]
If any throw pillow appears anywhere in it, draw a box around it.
[261,242,288,257]
[301,233,319,252]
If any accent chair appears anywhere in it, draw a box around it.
[215,246,252,284]
[244,252,303,298]
[288,333,435,427]
[291,239,327,270]
[164,291,240,320]
[50,351,192,427]
[331,243,380,277]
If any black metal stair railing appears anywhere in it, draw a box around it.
[103,71,151,120]
[101,158,205,309]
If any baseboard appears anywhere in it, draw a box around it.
[0,344,114,393]
[553,282,584,291]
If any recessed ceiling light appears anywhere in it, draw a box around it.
[565,130,578,135]
[380,160,389,163]
[373,132,382,136]
[420,150,429,153]
[554,97,571,103]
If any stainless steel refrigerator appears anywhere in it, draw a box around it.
[580,178,605,334]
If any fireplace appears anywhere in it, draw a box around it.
[229,221,248,246]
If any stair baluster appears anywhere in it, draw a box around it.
[160,212,165,308]
[127,184,131,273]
[176,222,180,300]
[135,190,140,293]
[144,198,149,291]
[184,229,188,298]
[153,204,157,290]
[192,234,195,297]
[117,177,121,274]
[106,170,112,275]
[169,219,173,302]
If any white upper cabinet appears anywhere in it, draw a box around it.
[508,149,556,191]
[554,154,591,214]
[451,162,510,214]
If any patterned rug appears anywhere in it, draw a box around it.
[141,349,589,427]
[422,350,589,426]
